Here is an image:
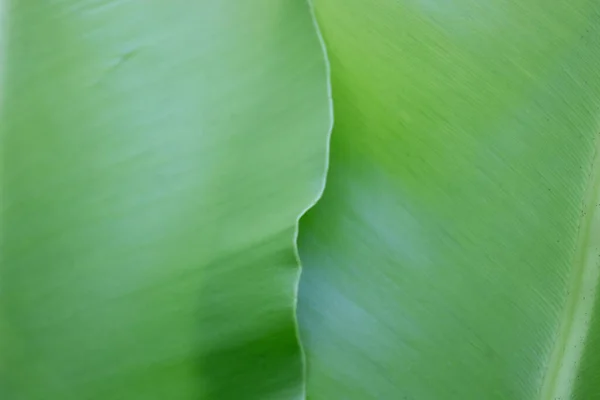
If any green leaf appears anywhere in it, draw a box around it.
[298,1,600,399]
[0,1,330,399]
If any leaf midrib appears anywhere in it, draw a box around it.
[540,134,600,400]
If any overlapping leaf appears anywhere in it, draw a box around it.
[0,1,330,399]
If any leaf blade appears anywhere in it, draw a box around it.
[299,1,600,399]
[0,1,331,399]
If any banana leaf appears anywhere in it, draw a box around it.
[0,1,330,399]
[298,1,600,399]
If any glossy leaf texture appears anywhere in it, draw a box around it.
[0,1,330,399]
[298,1,600,399]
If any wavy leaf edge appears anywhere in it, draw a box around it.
[291,1,334,399]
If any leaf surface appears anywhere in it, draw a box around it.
[298,1,600,399]
[0,1,330,399]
